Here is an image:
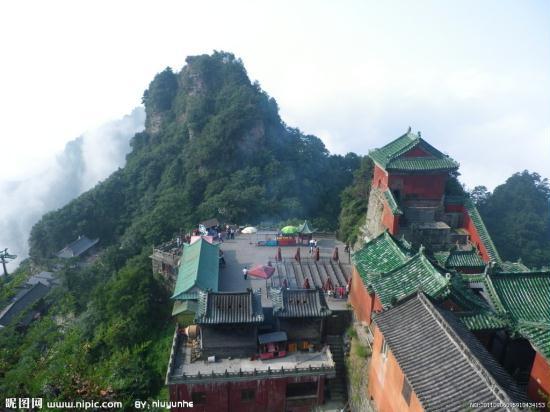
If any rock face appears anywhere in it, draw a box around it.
[362,187,386,241]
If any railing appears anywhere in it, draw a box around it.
[169,363,336,383]
[167,346,336,384]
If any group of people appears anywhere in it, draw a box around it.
[198,224,237,243]
[219,225,237,243]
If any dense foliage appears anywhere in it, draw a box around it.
[0,249,173,405]
[472,171,550,268]
[1,52,361,405]
[337,157,373,246]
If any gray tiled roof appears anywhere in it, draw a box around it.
[195,289,264,324]
[57,235,99,258]
[270,288,331,318]
[0,282,50,326]
[374,293,527,411]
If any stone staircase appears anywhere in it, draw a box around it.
[326,335,347,402]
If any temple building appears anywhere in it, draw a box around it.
[463,269,550,403]
[270,288,332,348]
[369,293,527,411]
[349,129,548,407]
[171,237,220,322]
[56,235,99,259]
[363,128,500,264]
[166,288,336,412]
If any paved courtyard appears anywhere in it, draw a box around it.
[217,231,350,310]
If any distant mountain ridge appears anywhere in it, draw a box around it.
[0,107,145,267]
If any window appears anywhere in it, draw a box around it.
[402,377,412,405]
[286,382,318,399]
[381,338,389,361]
[191,392,207,404]
[241,389,255,402]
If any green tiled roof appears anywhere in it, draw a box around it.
[369,131,459,172]
[353,232,449,307]
[449,275,507,331]
[434,251,450,267]
[464,199,502,263]
[172,299,198,316]
[459,313,508,331]
[468,271,550,360]
[383,189,403,215]
[518,325,550,361]
[171,238,219,299]
[372,252,450,308]
[352,231,409,284]
[498,261,531,273]
[172,292,198,300]
[434,250,485,269]
[449,275,491,312]
[491,272,550,325]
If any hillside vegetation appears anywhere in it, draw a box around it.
[0,52,360,405]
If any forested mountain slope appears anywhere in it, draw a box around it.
[29,52,359,261]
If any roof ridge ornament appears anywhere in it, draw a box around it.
[407,126,412,133]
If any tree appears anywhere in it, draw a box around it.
[338,156,374,245]
[470,185,490,206]
[478,171,550,268]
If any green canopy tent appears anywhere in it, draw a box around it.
[281,225,299,235]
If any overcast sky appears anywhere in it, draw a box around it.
[1,0,548,190]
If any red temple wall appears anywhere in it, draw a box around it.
[368,326,424,412]
[169,375,324,412]
[528,352,550,404]
[349,266,374,324]
[373,165,389,190]
[388,173,448,200]
[349,266,383,325]
[381,203,399,235]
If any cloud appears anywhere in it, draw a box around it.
[0,107,145,270]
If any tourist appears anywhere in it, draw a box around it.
[243,267,248,280]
